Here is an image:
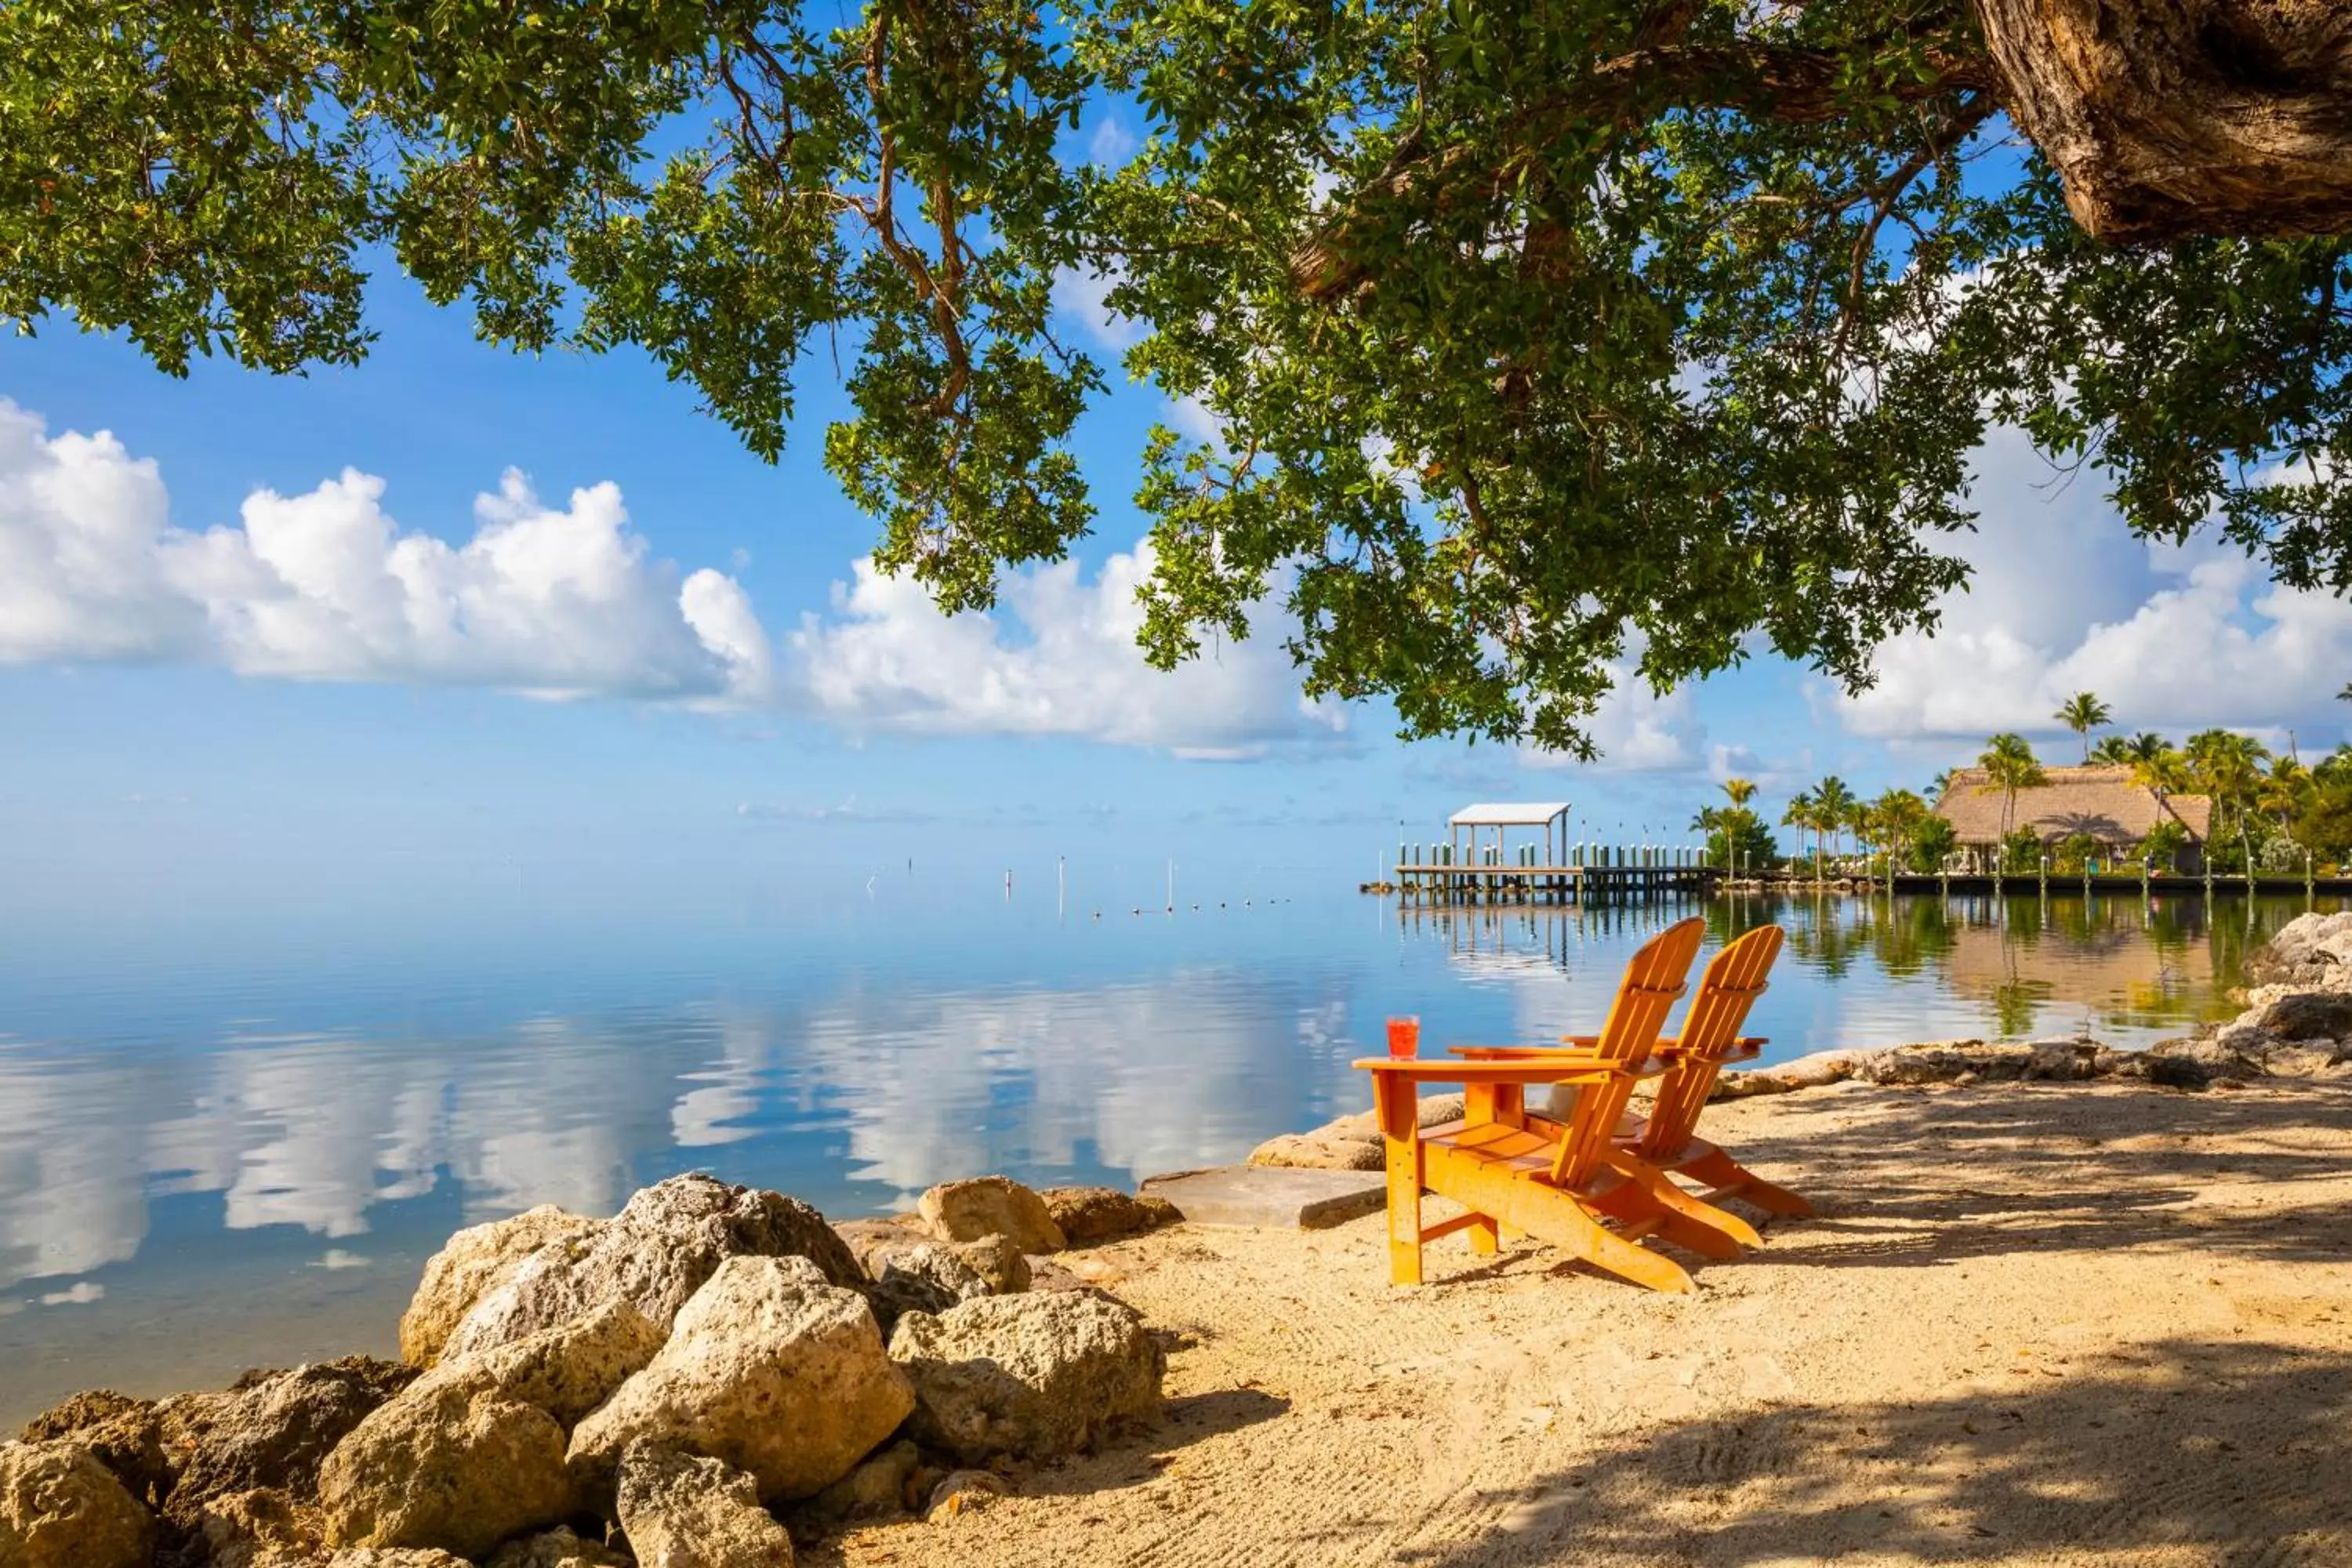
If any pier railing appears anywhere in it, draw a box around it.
[1392,843,1719,905]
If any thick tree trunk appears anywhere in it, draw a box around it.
[1976,0,2352,241]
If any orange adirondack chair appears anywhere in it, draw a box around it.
[1457,924,1811,1218]
[1352,917,1759,1293]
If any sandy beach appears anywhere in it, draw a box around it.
[833,1078,2352,1567]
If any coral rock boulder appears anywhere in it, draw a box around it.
[399,1205,601,1368]
[0,1440,154,1568]
[445,1174,867,1361]
[615,1441,796,1568]
[405,1298,665,1430]
[887,1290,1163,1464]
[568,1254,913,1503]
[318,1385,572,1559]
[917,1177,1066,1254]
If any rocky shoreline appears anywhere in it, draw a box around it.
[4,1175,1178,1568]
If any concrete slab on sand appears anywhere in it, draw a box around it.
[1141,1165,1385,1230]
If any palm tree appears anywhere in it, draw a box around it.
[1977,733,2047,850]
[2054,691,2112,762]
[1720,777,1758,810]
[2259,757,2311,843]
[2338,682,2352,705]
[1812,776,1858,872]
[2186,728,2271,870]
[1780,790,1815,866]
[1873,788,1930,873]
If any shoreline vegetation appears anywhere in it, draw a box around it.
[9,916,2352,1568]
[1695,696,2352,884]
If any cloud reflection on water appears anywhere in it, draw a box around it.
[0,964,1361,1295]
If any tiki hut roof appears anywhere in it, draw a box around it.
[1933,766,2212,847]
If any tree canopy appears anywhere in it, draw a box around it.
[7,0,2352,753]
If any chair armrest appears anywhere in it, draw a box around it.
[1658,1036,1768,1064]
[1455,1040,1677,1062]
[1351,1058,1628,1087]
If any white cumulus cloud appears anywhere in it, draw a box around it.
[1,394,1353,756]
[1838,426,2352,742]
[0,397,770,703]
[791,543,1349,759]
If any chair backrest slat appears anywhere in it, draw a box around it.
[1639,924,1785,1159]
[1549,916,1705,1188]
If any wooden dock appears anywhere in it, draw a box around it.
[1391,860,1718,906]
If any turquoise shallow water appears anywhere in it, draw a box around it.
[0,877,2328,1422]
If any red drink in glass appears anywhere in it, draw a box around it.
[1386,1016,1421,1057]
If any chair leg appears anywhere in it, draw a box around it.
[1562,1204,1694,1294]
[1467,1214,1499,1255]
[1607,1154,1763,1251]
[1679,1146,1813,1218]
[1385,1138,1425,1285]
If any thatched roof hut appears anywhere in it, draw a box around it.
[1933,766,2212,849]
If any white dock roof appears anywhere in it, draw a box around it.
[1447,802,1570,827]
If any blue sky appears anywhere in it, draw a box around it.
[8,143,2352,903]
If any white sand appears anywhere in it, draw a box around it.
[830,1079,2352,1567]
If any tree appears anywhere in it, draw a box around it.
[1977,734,2047,842]
[1694,803,1775,869]
[11,3,2352,756]
[2185,728,2270,871]
[2054,692,2112,761]
[1781,790,1817,867]
[1720,778,1759,811]
[1909,815,1959,873]
[2089,729,2165,767]
[1872,788,1931,873]
[1812,777,1859,872]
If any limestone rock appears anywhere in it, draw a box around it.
[486,1525,635,1568]
[192,1486,322,1568]
[446,1174,866,1359]
[2241,910,2352,989]
[0,1439,154,1568]
[1039,1188,1176,1245]
[1243,1133,1383,1172]
[568,1255,913,1504]
[407,1298,665,1429]
[830,1216,931,1278]
[2238,987,2352,1043]
[1713,1050,1861,1098]
[614,1441,794,1568]
[318,1385,572,1559]
[866,1243,992,1336]
[1857,1041,2031,1085]
[924,1469,1007,1519]
[801,1439,919,1524]
[1022,1255,1091,1294]
[887,1291,1163,1463]
[16,1391,168,1505]
[156,1359,418,1532]
[2146,1033,2269,1089]
[321,1552,476,1567]
[400,1205,601,1368]
[2024,1037,2103,1080]
[949,1234,1030,1295]
[917,1177,1065,1254]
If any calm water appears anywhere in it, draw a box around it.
[0,880,2328,1422]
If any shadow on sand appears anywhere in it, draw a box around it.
[1399,1334,2352,1566]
